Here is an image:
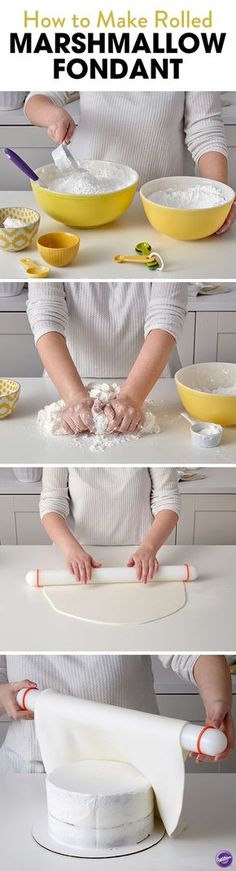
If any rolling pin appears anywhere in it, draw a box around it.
[16,688,227,756]
[26,564,198,587]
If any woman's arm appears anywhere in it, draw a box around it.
[104,283,188,433]
[128,468,180,582]
[185,91,236,233]
[27,283,94,432]
[127,509,179,582]
[40,467,101,583]
[198,151,228,183]
[104,330,175,434]
[25,92,76,143]
[42,513,101,583]
[193,656,234,761]
[37,334,95,433]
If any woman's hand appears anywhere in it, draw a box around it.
[103,396,145,434]
[191,700,235,763]
[216,201,236,235]
[61,397,95,434]
[0,680,37,720]
[65,543,102,583]
[48,108,76,144]
[127,546,159,583]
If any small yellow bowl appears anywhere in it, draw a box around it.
[0,378,20,419]
[140,176,235,241]
[175,363,236,426]
[0,208,40,251]
[37,232,80,267]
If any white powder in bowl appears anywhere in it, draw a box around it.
[37,382,160,453]
[200,383,236,396]
[49,171,121,196]
[39,161,136,197]
[148,184,228,210]
[3,217,24,228]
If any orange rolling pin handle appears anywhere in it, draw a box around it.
[184,562,190,582]
[196,724,216,755]
[20,687,36,711]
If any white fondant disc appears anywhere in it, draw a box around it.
[32,815,165,859]
[43,580,186,625]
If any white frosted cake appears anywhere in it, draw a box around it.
[46,759,154,850]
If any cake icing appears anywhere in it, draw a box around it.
[46,759,154,850]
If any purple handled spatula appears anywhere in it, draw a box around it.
[4,148,47,187]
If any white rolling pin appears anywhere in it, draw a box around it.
[26,564,198,587]
[16,689,227,756]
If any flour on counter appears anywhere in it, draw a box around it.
[37,382,160,452]
[148,184,228,210]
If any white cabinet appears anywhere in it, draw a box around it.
[177,495,236,545]
[195,312,236,363]
[0,313,42,376]
[0,125,53,190]
[0,495,48,545]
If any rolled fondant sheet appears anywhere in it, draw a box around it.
[35,691,187,837]
[26,564,198,587]
[43,579,186,624]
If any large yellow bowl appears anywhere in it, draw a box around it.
[175,363,236,426]
[31,161,138,228]
[0,378,20,419]
[0,207,40,251]
[140,176,235,240]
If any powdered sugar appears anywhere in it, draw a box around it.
[37,382,160,452]
[200,382,236,396]
[39,160,136,197]
[148,184,228,210]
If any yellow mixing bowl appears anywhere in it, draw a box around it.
[140,176,235,240]
[0,207,40,251]
[37,232,80,267]
[0,378,20,419]
[31,160,138,228]
[175,363,236,426]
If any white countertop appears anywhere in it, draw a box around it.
[0,774,235,871]
[1,377,236,464]
[0,544,235,651]
[1,191,236,280]
[0,289,27,310]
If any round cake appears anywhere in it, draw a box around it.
[46,759,154,850]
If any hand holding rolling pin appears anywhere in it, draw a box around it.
[127,546,159,584]
[127,509,180,583]
[0,680,37,721]
[191,657,235,763]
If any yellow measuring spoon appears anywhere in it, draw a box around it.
[114,254,154,263]
[20,258,50,278]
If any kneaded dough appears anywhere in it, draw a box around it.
[43,580,186,625]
